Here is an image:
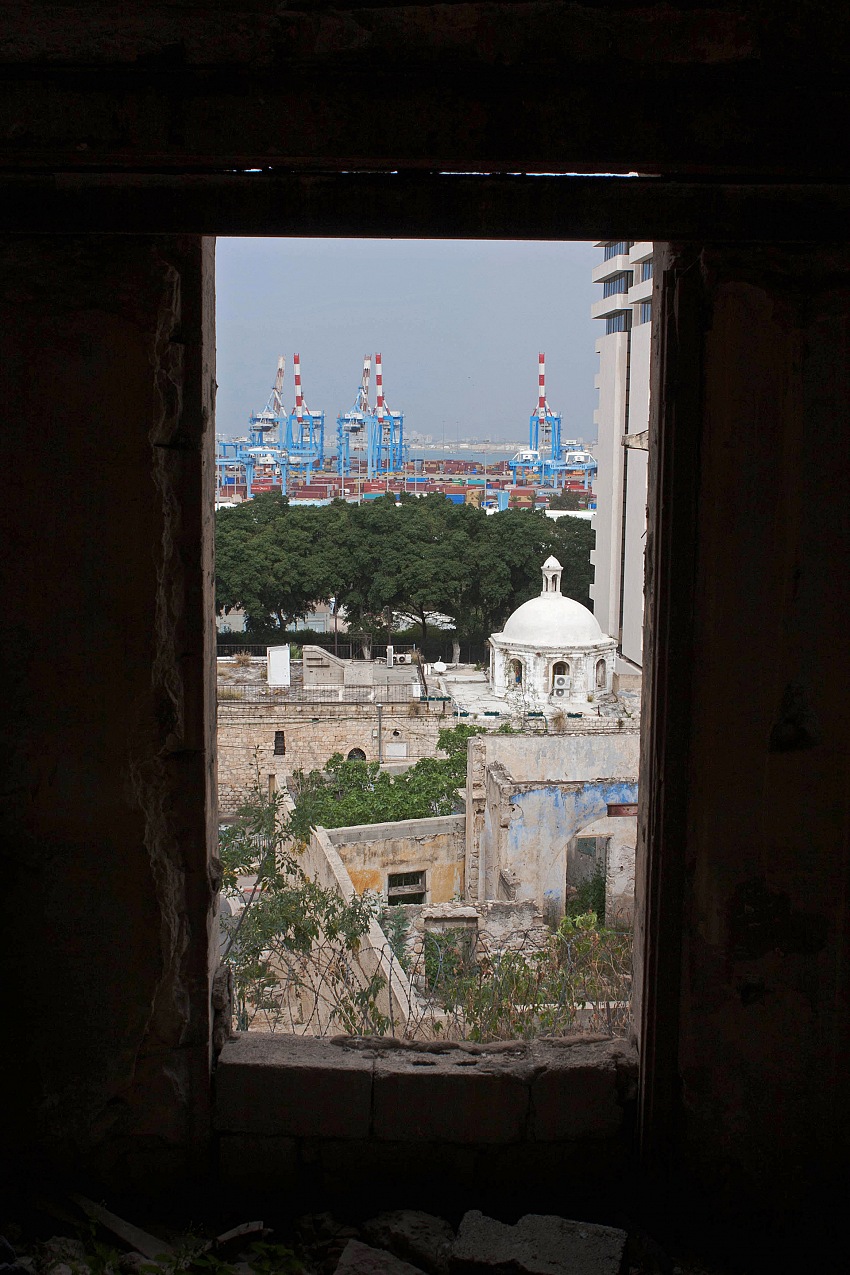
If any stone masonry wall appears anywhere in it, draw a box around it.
[218,700,452,813]
[0,235,217,1188]
[215,1034,638,1210]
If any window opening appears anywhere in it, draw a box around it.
[387,870,426,905]
[215,234,645,1044]
[605,312,632,335]
[604,240,632,260]
[603,272,633,298]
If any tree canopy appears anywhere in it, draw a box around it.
[288,724,489,839]
[215,492,595,641]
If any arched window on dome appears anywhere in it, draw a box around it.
[596,658,607,689]
[551,660,570,694]
[508,658,523,687]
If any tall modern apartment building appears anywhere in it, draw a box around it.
[589,240,653,673]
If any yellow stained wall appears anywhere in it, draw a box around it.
[332,824,465,903]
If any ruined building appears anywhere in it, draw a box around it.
[1,4,849,1267]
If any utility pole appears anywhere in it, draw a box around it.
[376,702,383,764]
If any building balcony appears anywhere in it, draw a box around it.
[591,294,632,321]
[591,254,632,284]
[627,276,653,305]
[629,241,653,264]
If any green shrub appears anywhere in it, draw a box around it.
[568,865,607,923]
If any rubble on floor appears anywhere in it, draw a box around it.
[0,1202,714,1275]
[334,1240,426,1275]
[361,1212,453,1275]
[450,1211,627,1274]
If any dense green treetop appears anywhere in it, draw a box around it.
[215,492,594,640]
[288,724,493,839]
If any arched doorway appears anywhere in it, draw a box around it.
[596,658,607,689]
[508,658,523,686]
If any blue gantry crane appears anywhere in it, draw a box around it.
[215,356,289,501]
[509,352,597,489]
[336,352,407,478]
[336,354,371,478]
[283,354,325,482]
[367,352,406,477]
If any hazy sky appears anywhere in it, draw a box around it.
[215,238,600,445]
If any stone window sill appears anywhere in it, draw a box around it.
[214,1033,637,1197]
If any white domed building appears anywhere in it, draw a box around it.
[489,557,617,709]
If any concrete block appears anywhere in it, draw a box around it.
[362,1211,455,1275]
[335,1240,427,1274]
[373,1048,531,1144]
[214,1035,372,1138]
[529,1040,629,1140]
[450,1211,627,1275]
[301,1137,476,1196]
[217,1132,298,1186]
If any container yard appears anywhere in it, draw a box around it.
[216,352,597,510]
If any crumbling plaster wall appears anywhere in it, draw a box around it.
[482,774,638,920]
[0,236,217,1186]
[392,900,550,967]
[469,728,640,786]
[468,732,640,913]
[325,815,466,902]
[637,242,850,1218]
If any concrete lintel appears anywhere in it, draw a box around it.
[3,174,850,240]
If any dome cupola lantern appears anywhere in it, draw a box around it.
[541,555,562,595]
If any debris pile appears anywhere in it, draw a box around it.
[1,1198,690,1275]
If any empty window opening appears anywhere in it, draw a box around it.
[388,870,426,905]
[215,235,647,1044]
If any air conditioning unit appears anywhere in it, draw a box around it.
[554,688,566,698]
[394,653,413,665]
[553,675,570,689]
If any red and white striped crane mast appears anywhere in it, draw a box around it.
[285,352,325,482]
[367,352,405,478]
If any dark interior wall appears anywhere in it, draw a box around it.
[0,236,217,1187]
[641,242,850,1220]
[0,0,848,1231]
[0,2,849,178]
